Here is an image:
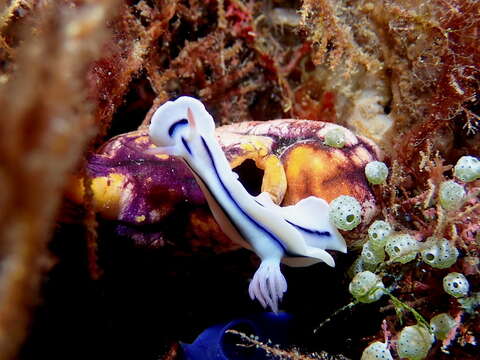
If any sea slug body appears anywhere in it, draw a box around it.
[148,96,347,312]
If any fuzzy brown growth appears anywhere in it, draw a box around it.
[0,1,117,358]
[88,0,177,140]
[385,0,480,169]
[300,0,480,166]
[88,0,305,133]
[86,0,351,135]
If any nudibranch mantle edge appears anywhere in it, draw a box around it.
[149,96,347,312]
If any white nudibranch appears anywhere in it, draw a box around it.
[148,97,347,312]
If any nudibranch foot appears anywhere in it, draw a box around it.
[248,259,287,313]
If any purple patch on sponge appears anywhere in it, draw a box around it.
[86,130,206,226]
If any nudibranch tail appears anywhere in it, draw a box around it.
[248,259,287,313]
[254,193,346,267]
